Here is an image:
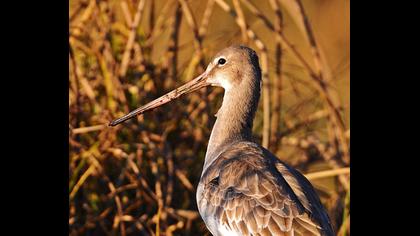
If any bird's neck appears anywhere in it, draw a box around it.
[203,79,261,170]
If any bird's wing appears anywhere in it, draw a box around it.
[199,142,331,236]
[274,159,334,236]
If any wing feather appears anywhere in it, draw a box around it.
[198,141,333,236]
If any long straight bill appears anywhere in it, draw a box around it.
[109,73,209,126]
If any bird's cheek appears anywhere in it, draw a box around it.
[206,76,220,87]
[208,75,232,91]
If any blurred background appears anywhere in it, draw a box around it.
[69,0,349,235]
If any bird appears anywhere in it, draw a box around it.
[109,45,334,236]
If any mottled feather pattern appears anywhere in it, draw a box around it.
[197,141,334,236]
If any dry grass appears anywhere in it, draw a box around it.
[69,0,350,235]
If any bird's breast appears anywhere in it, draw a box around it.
[197,186,241,236]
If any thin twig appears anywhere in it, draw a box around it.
[69,164,96,199]
[305,167,350,180]
[145,0,176,47]
[280,109,330,137]
[164,143,175,206]
[268,0,283,151]
[120,1,133,27]
[72,124,106,134]
[69,46,81,127]
[337,214,350,236]
[232,0,248,43]
[239,0,316,78]
[199,0,215,37]
[70,0,96,37]
[150,154,164,234]
[281,136,349,191]
[291,0,349,164]
[168,3,183,84]
[89,155,126,236]
[175,169,194,191]
[119,0,146,78]
[178,0,206,69]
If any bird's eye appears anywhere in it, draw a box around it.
[218,58,226,65]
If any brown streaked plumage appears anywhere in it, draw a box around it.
[110,45,334,236]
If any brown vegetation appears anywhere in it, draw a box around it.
[69,0,350,235]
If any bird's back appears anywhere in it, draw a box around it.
[196,141,334,236]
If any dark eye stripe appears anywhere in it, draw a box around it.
[218,58,226,65]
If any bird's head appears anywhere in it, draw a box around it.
[109,45,261,126]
